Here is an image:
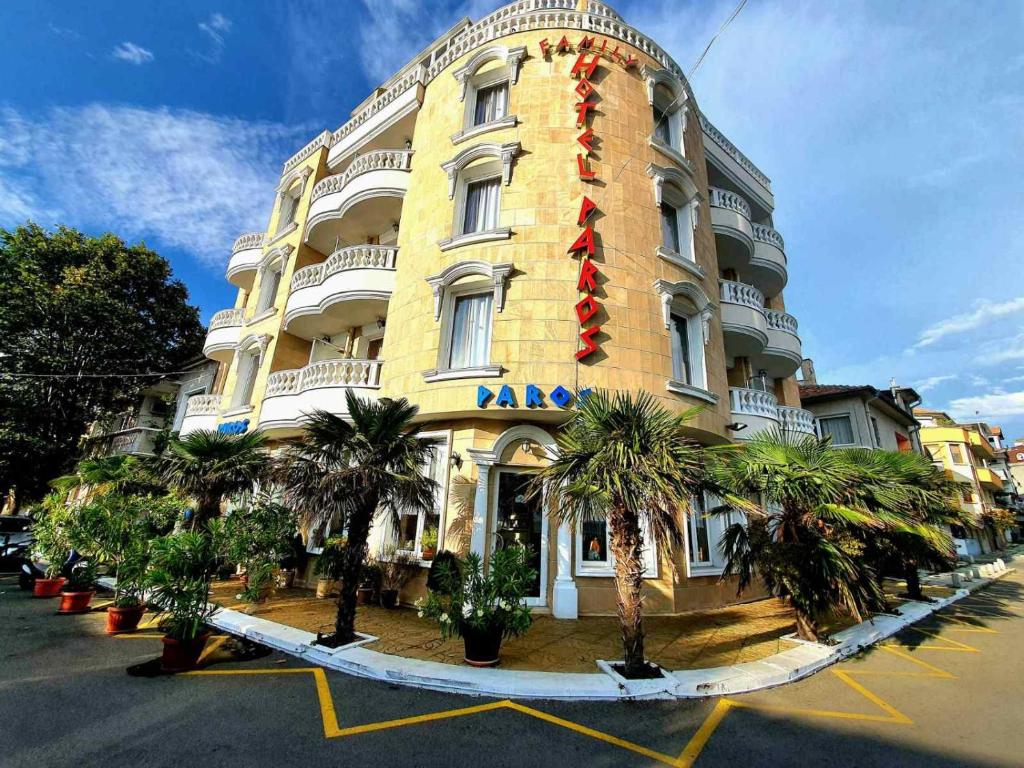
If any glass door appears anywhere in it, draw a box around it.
[494,470,544,602]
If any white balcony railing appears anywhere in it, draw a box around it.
[777,406,815,435]
[309,150,414,205]
[290,245,398,292]
[232,232,265,254]
[184,394,221,417]
[751,223,785,253]
[720,280,765,310]
[729,387,779,419]
[709,186,753,219]
[209,308,244,330]
[265,359,383,397]
[765,309,798,335]
[331,71,425,147]
[700,115,772,189]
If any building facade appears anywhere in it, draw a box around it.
[85,358,218,458]
[181,0,815,616]
[916,410,1012,557]
[798,377,921,453]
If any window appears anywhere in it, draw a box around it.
[871,416,882,447]
[653,103,672,146]
[687,494,712,566]
[950,444,965,464]
[575,517,657,577]
[670,314,693,384]
[256,265,282,313]
[231,348,261,408]
[448,292,493,369]
[660,202,681,254]
[819,415,855,445]
[276,186,299,234]
[462,177,501,234]
[395,440,449,558]
[474,82,508,126]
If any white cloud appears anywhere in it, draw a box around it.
[0,105,309,267]
[194,13,233,62]
[913,298,1024,349]
[976,332,1024,367]
[915,374,957,393]
[948,391,1024,420]
[111,42,154,65]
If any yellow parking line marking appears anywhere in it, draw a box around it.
[931,615,998,633]
[905,628,980,652]
[676,699,733,768]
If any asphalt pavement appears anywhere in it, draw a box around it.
[2,569,1022,768]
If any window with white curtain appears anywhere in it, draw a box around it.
[687,493,712,566]
[448,292,493,369]
[462,177,501,234]
[670,314,693,385]
[231,349,261,408]
[818,415,855,445]
[474,82,508,126]
[653,103,672,146]
[256,266,282,313]
[395,440,449,557]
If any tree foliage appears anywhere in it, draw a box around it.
[0,223,204,501]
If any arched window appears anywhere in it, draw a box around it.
[272,167,313,241]
[452,45,526,142]
[439,142,520,249]
[647,164,701,275]
[423,260,513,382]
[253,245,292,316]
[229,334,270,411]
[644,66,689,164]
[654,279,716,402]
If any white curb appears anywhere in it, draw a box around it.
[98,562,1015,701]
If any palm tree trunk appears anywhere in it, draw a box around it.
[794,604,820,642]
[904,562,924,601]
[608,507,647,678]
[333,496,377,645]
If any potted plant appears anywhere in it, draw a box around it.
[314,536,346,598]
[357,559,381,606]
[421,526,438,561]
[58,560,98,614]
[378,545,418,608]
[146,529,221,672]
[223,493,296,604]
[418,546,535,667]
[30,502,72,597]
[277,535,307,589]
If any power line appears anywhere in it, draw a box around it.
[689,0,748,78]
[0,370,197,379]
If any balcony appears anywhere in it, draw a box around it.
[968,430,996,459]
[729,387,780,436]
[756,310,803,378]
[729,389,816,439]
[203,308,244,363]
[258,359,382,433]
[86,411,165,457]
[226,232,265,290]
[700,115,774,212]
[305,149,413,255]
[284,245,397,339]
[709,187,753,270]
[720,280,768,358]
[328,68,425,165]
[976,467,1004,492]
[778,406,816,435]
[179,394,221,437]
[748,224,788,298]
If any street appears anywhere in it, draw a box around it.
[2,571,1022,768]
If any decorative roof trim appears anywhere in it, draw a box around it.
[452,44,528,101]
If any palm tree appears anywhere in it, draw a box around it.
[710,431,927,642]
[51,454,155,499]
[535,390,707,678]
[149,430,269,530]
[275,393,437,646]
[842,448,965,602]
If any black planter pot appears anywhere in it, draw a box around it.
[380,589,399,609]
[461,621,503,667]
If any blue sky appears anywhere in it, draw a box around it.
[1,1,1023,439]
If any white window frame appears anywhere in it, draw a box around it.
[452,45,525,141]
[575,517,658,579]
[441,284,494,371]
[684,492,735,576]
[470,77,509,128]
[643,66,690,166]
[389,431,452,563]
[230,347,261,410]
[490,467,549,607]
[817,413,856,446]
[275,183,301,236]
[654,279,715,404]
[459,172,503,236]
[657,183,697,266]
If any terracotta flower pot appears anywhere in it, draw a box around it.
[380,589,400,609]
[33,577,66,598]
[106,604,147,634]
[57,590,95,614]
[461,621,503,667]
[160,632,212,673]
[316,578,338,599]
[421,548,436,561]
[356,586,374,606]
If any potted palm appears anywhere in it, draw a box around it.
[314,536,346,598]
[357,560,381,606]
[146,529,221,672]
[418,546,535,666]
[223,493,296,603]
[30,501,71,597]
[58,560,98,614]
[378,545,418,608]
[420,526,438,561]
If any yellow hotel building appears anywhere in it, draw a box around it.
[180,0,815,617]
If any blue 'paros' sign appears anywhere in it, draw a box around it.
[477,385,591,409]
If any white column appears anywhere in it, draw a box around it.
[466,449,496,558]
[551,521,578,619]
